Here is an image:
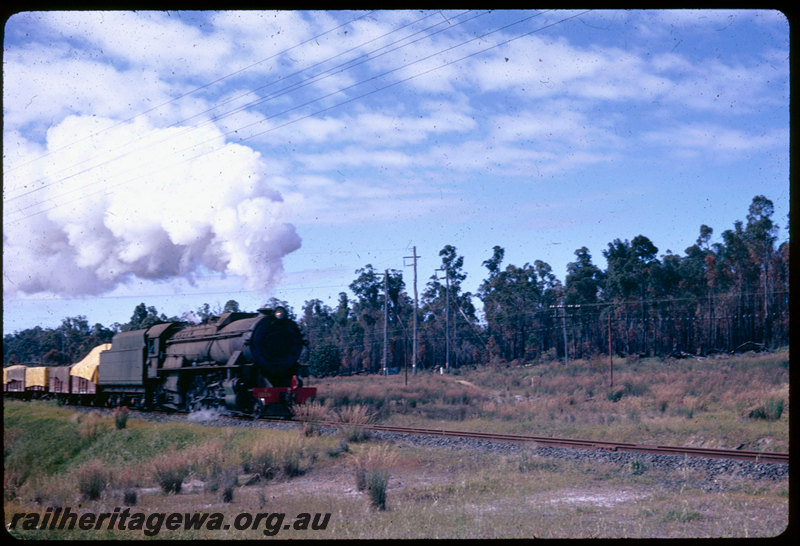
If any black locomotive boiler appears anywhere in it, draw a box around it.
[98,306,315,415]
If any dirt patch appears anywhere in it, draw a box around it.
[542,487,651,508]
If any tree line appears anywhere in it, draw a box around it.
[3,195,789,376]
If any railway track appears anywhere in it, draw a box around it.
[285,419,789,465]
[68,405,789,465]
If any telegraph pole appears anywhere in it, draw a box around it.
[436,266,450,372]
[608,310,614,387]
[383,269,389,376]
[562,304,568,366]
[404,247,420,379]
[549,303,580,365]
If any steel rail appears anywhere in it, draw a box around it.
[74,407,789,465]
[294,420,788,464]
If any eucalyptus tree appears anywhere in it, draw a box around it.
[349,264,405,372]
[603,235,659,355]
[478,246,560,363]
[564,247,605,357]
[745,195,778,342]
[421,245,477,369]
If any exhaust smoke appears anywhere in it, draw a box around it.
[3,115,301,297]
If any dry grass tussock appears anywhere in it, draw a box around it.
[243,435,310,481]
[293,400,335,435]
[336,404,375,442]
[74,411,110,440]
[150,451,190,494]
[76,458,110,500]
[353,444,398,510]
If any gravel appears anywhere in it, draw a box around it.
[366,430,788,491]
[84,406,788,490]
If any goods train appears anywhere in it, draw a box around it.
[3,307,316,416]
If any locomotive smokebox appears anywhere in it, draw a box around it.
[248,307,305,386]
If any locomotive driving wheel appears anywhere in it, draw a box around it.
[183,374,223,412]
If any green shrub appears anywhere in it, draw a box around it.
[114,407,130,430]
[123,488,137,506]
[367,468,390,510]
[748,398,784,421]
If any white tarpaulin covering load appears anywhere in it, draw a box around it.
[70,343,111,383]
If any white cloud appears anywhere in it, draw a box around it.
[641,124,787,156]
[3,115,301,296]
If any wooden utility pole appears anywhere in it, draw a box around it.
[436,266,450,372]
[383,269,389,376]
[608,311,613,387]
[562,304,568,366]
[404,246,420,380]
[549,303,580,365]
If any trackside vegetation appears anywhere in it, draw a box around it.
[4,348,788,539]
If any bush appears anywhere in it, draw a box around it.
[326,440,350,458]
[151,454,189,494]
[293,401,334,437]
[367,469,390,510]
[217,468,238,503]
[246,441,276,481]
[353,445,397,510]
[76,459,109,500]
[630,458,646,475]
[243,436,311,481]
[748,398,784,421]
[78,412,108,440]
[114,407,130,430]
[517,450,557,473]
[123,488,137,506]
[336,404,374,442]
[191,439,227,481]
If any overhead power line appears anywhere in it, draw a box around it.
[6,10,588,225]
[5,10,478,207]
[4,10,378,188]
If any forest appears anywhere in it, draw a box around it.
[3,195,789,376]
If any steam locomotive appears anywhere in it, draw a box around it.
[3,307,316,416]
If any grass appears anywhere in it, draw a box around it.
[3,350,789,539]
[353,444,397,510]
[335,403,375,442]
[76,459,109,500]
[313,350,789,452]
[4,417,788,539]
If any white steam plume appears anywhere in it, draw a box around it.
[3,116,301,296]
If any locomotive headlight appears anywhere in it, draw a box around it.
[274,306,287,320]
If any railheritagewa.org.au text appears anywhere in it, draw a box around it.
[8,507,331,537]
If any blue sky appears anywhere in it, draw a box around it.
[2,9,790,334]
